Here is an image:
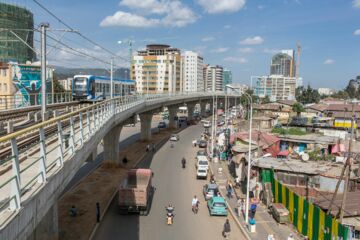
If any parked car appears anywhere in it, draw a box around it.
[207,196,228,216]
[196,156,209,170]
[203,120,211,128]
[196,150,207,159]
[196,167,208,179]
[217,120,225,126]
[198,140,207,148]
[269,203,289,224]
[203,183,219,200]
[169,134,180,141]
[158,121,166,128]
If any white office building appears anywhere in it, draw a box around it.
[204,65,223,92]
[251,75,301,102]
[182,51,204,92]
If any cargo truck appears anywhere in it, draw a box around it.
[118,168,153,214]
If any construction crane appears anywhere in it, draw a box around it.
[296,42,301,80]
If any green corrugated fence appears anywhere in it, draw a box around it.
[261,169,350,240]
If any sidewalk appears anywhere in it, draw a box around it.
[210,160,299,240]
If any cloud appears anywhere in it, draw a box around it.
[100,11,160,27]
[257,5,265,10]
[101,0,197,28]
[202,36,215,42]
[223,57,248,64]
[197,0,246,14]
[224,25,231,29]
[324,59,334,65]
[212,47,229,53]
[353,0,360,8]
[263,48,281,54]
[238,47,253,53]
[239,36,264,45]
[48,45,129,68]
[354,29,360,35]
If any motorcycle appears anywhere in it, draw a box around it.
[165,207,174,225]
[192,202,199,214]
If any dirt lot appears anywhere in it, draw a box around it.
[58,128,175,240]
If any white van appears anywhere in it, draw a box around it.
[196,156,209,170]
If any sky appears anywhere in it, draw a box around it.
[7,0,360,89]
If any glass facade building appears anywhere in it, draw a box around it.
[0,3,34,63]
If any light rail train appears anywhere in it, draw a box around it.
[72,75,135,101]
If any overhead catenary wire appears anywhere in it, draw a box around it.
[31,0,128,62]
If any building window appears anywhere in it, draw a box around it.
[4,83,7,92]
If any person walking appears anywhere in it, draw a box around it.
[222,219,231,239]
[96,202,100,223]
[146,144,150,152]
[226,182,233,199]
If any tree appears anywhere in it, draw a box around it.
[292,102,305,116]
[295,85,320,104]
[262,95,270,104]
[52,72,66,93]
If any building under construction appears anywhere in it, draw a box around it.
[0,2,34,63]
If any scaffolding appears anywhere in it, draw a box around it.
[0,2,34,63]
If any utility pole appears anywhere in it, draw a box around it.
[110,57,114,99]
[327,103,355,222]
[339,103,355,222]
[40,23,49,121]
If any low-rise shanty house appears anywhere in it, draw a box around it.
[254,156,360,238]
[306,103,360,124]
[230,130,280,181]
[276,133,339,155]
[315,192,360,238]
[253,103,291,122]
[252,116,278,129]
[253,157,360,196]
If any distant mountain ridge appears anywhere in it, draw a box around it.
[54,66,130,80]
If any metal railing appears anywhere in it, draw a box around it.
[0,92,232,224]
[0,92,73,110]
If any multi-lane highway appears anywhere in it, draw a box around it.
[94,123,245,240]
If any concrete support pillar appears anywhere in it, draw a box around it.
[86,148,98,162]
[200,102,207,117]
[140,112,153,141]
[103,124,123,163]
[168,106,178,129]
[187,103,196,122]
[31,202,58,240]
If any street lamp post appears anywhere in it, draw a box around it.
[244,93,253,225]
[225,86,253,224]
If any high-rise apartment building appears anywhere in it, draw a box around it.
[270,50,296,78]
[204,65,223,92]
[132,44,182,94]
[251,75,298,101]
[222,69,232,91]
[182,51,204,92]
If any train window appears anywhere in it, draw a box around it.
[106,84,110,93]
[90,82,95,94]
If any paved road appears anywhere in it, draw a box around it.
[63,120,162,194]
[94,123,245,240]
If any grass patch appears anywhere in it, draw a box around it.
[271,127,307,135]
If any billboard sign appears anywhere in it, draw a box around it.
[11,63,52,107]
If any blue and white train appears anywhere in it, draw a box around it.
[72,75,135,101]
